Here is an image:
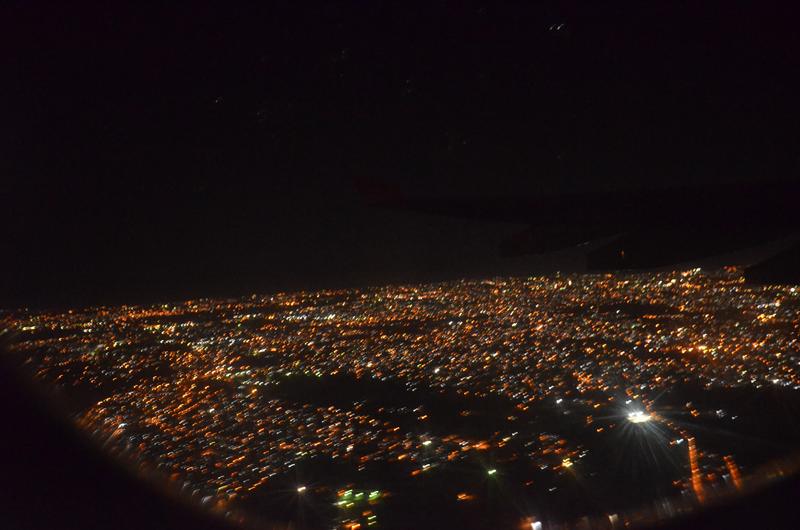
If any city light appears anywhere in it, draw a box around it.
[627,410,652,424]
[8,266,799,529]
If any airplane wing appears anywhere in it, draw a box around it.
[359,179,800,275]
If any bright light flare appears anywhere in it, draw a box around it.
[627,410,652,423]
[297,485,307,493]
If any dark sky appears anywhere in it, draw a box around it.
[3,2,799,309]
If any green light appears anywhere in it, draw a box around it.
[369,490,380,499]
[487,468,497,475]
[354,492,364,499]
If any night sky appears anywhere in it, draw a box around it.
[4,2,799,308]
